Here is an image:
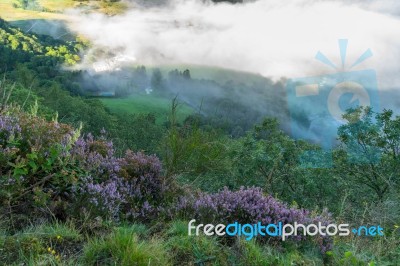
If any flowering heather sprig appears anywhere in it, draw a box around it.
[72,142,167,221]
[70,135,125,219]
[173,187,332,252]
[0,114,21,146]
[0,115,21,132]
[119,151,164,199]
[0,114,21,172]
[70,134,121,180]
[174,187,309,224]
[79,176,125,220]
[17,114,76,154]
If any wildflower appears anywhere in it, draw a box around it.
[173,187,333,252]
[56,235,62,240]
[47,247,51,252]
[51,250,56,255]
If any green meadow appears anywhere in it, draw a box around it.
[101,94,194,124]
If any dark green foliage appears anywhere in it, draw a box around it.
[112,113,163,154]
[0,106,81,226]
[160,99,230,178]
[0,19,81,66]
[337,107,400,201]
[0,19,108,134]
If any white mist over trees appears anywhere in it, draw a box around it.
[69,0,400,91]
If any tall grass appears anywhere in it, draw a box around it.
[82,226,170,265]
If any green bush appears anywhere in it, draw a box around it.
[0,106,82,226]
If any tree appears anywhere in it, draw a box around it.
[337,107,400,201]
[150,69,164,92]
[231,118,300,193]
[182,69,191,79]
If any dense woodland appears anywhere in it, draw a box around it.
[0,17,399,265]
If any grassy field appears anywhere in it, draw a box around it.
[0,0,74,21]
[39,0,76,11]
[101,94,194,124]
[0,0,126,21]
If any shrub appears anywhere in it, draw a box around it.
[119,150,167,219]
[73,139,169,221]
[173,187,333,252]
[0,107,80,224]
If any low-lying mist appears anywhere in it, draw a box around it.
[69,0,400,90]
[64,0,400,142]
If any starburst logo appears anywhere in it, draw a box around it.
[316,39,374,123]
[315,39,373,71]
[286,39,380,168]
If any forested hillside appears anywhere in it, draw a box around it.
[0,18,167,154]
